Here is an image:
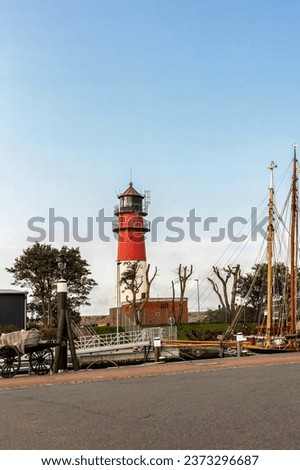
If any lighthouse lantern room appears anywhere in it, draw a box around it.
[113,182,150,303]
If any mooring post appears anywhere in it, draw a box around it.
[235,332,246,358]
[154,337,161,362]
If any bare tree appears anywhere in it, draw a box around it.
[120,261,158,326]
[172,264,193,328]
[171,280,176,319]
[207,265,241,322]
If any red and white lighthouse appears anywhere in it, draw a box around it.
[113,182,150,303]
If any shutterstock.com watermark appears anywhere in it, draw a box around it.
[26,207,268,244]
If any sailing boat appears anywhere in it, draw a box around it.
[226,145,300,353]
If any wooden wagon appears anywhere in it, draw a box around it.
[0,329,56,378]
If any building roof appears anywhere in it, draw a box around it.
[119,297,188,305]
[119,182,144,198]
[0,289,27,295]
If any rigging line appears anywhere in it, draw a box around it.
[199,225,269,308]
[200,214,270,310]
[274,198,294,268]
[208,160,292,280]
[196,161,293,308]
[274,207,290,236]
[274,186,292,229]
[277,158,293,186]
[199,202,271,308]
[197,182,270,285]
[223,203,270,268]
[187,285,198,306]
[200,245,268,309]
[217,161,294,273]
[231,195,269,252]
[189,299,198,311]
[198,201,269,291]
[274,209,289,257]
[273,158,293,202]
[224,263,265,337]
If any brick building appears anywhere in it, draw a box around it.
[109,297,188,327]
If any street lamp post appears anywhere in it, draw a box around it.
[116,261,121,344]
[53,254,68,373]
[194,279,200,313]
[53,254,78,373]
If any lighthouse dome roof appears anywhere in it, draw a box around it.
[119,182,144,198]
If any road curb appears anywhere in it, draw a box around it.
[1,352,300,390]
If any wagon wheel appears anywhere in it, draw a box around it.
[29,348,54,375]
[0,346,21,378]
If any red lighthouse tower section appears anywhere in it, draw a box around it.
[113,182,150,303]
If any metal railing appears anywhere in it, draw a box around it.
[114,203,148,215]
[71,322,98,339]
[112,216,150,232]
[73,326,176,351]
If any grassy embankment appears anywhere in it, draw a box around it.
[94,323,251,340]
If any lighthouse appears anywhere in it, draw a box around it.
[113,182,150,303]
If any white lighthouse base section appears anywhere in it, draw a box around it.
[118,260,148,305]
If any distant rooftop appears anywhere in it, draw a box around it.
[0,289,27,294]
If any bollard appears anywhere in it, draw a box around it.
[236,341,241,357]
[235,332,246,358]
[154,337,161,362]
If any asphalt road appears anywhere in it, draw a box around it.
[0,359,300,450]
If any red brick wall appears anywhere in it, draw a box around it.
[109,298,188,327]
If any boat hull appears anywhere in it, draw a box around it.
[244,343,299,354]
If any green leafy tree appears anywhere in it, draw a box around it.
[237,262,290,323]
[6,243,97,325]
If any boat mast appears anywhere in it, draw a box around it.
[266,161,277,347]
[289,144,298,334]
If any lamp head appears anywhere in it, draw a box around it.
[56,254,67,279]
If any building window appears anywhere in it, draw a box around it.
[160,302,168,308]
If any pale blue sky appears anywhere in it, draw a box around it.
[1,1,300,313]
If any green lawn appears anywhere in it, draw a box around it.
[87,322,255,340]
[177,323,227,339]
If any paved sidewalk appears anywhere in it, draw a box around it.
[1,352,300,390]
